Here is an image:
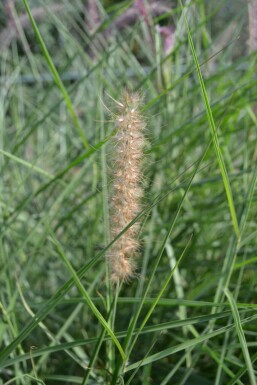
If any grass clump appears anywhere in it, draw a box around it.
[0,1,257,384]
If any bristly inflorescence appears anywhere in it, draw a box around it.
[108,91,146,283]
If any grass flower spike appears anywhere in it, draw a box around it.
[108,91,146,283]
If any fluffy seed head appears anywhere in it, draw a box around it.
[108,91,146,283]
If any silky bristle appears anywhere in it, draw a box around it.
[108,91,146,283]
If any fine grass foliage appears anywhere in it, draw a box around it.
[0,0,257,384]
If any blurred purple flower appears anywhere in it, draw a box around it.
[158,25,175,54]
[249,0,257,52]
[134,0,147,17]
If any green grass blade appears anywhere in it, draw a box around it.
[238,161,257,237]
[51,235,126,362]
[21,0,89,149]
[2,309,246,370]
[128,235,192,355]
[224,288,257,385]
[125,313,257,372]
[125,325,232,372]
[0,149,53,179]
[227,351,257,385]
[179,0,239,237]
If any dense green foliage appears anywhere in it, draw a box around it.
[0,0,257,384]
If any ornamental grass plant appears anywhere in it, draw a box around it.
[0,1,257,385]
